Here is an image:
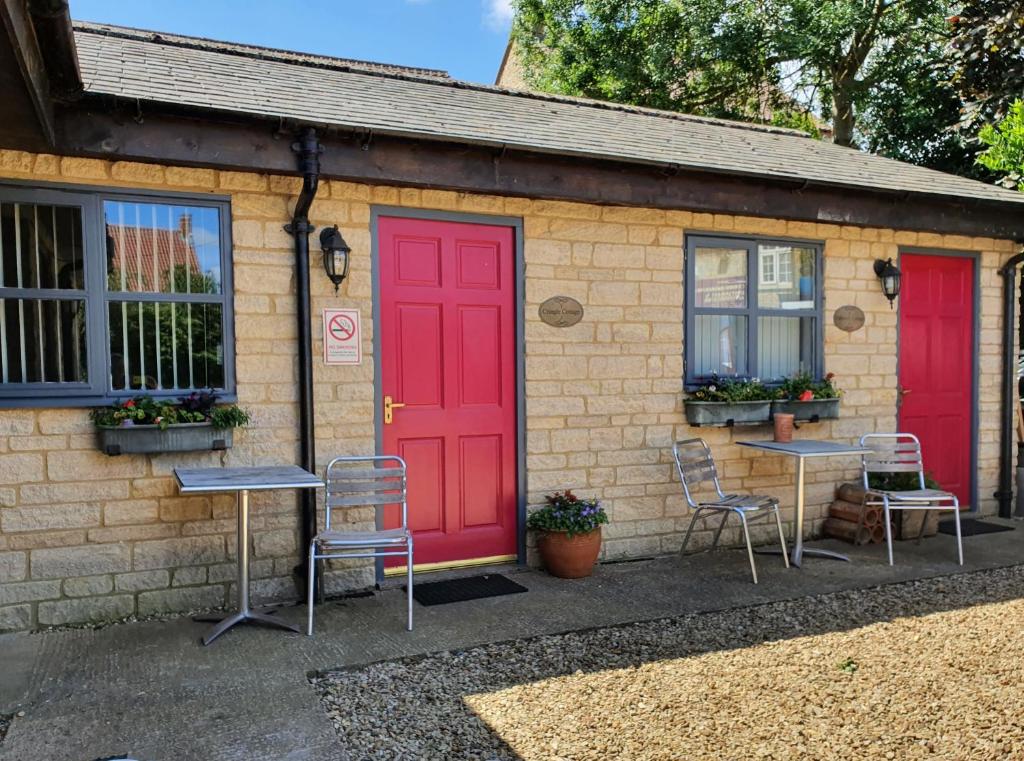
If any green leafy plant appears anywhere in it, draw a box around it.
[91,392,250,431]
[776,371,840,401]
[977,98,1024,190]
[838,657,859,674]
[688,376,773,402]
[527,490,608,538]
[868,471,942,492]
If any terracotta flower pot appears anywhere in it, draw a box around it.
[537,527,602,578]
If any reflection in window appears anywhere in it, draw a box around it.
[104,201,221,294]
[687,236,822,384]
[104,200,226,393]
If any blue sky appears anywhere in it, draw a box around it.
[68,0,514,84]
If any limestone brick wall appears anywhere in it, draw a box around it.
[0,148,1013,632]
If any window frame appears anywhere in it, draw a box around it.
[684,233,824,387]
[0,180,236,408]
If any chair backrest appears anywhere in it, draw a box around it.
[859,433,926,490]
[672,438,726,507]
[325,455,407,531]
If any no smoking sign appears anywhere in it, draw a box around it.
[322,308,361,365]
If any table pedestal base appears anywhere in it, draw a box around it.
[756,545,849,568]
[195,609,299,646]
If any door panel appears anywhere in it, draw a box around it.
[379,216,517,567]
[897,253,974,506]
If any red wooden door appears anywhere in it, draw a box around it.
[378,216,518,567]
[897,253,974,505]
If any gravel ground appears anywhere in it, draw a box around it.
[314,566,1024,760]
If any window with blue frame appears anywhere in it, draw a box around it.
[685,234,823,385]
[0,183,234,405]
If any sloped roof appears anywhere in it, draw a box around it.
[72,22,1024,209]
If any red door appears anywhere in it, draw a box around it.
[897,253,974,505]
[378,216,518,568]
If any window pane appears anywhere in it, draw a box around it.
[109,301,224,391]
[694,246,747,308]
[757,245,815,309]
[105,201,222,294]
[0,298,87,384]
[0,202,84,290]
[757,316,815,380]
[693,315,748,378]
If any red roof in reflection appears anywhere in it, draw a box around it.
[106,219,200,291]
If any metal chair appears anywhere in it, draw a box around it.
[307,455,414,636]
[860,433,963,566]
[672,438,789,584]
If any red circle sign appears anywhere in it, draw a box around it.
[328,313,355,341]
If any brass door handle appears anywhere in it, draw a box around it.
[383,395,406,425]
[898,387,912,397]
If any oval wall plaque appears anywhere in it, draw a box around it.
[539,296,584,328]
[833,305,866,333]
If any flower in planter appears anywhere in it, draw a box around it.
[688,375,773,402]
[527,490,608,537]
[776,371,841,401]
[90,390,250,430]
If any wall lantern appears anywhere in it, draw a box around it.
[873,258,901,308]
[320,225,351,293]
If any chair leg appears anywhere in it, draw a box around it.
[882,499,894,566]
[952,500,963,566]
[678,507,705,557]
[317,558,326,605]
[738,511,757,584]
[710,510,730,550]
[406,539,414,631]
[306,543,317,637]
[772,506,790,568]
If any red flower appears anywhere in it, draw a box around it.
[799,390,814,401]
[123,400,136,408]
[825,372,835,381]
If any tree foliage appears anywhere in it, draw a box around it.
[512,0,954,149]
[977,99,1024,189]
[949,1,1024,131]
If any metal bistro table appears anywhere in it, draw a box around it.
[174,465,324,645]
[736,439,871,567]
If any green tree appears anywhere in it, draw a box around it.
[512,0,953,149]
[949,1,1024,131]
[977,99,1024,190]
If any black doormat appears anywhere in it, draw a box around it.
[410,574,528,606]
[938,518,1014,537]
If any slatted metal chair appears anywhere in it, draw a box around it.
[672,438,789,584]
[860,433,963,566]
[307,455,413,636]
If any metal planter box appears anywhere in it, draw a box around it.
[771,398,841,422]
[684,400,771,427]
[97,422,233,456]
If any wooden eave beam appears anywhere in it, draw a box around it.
[53,104,1024,241]
[0,0,56,145]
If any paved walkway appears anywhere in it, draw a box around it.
[1,524,1021,761]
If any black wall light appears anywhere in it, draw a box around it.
[873,258,901,308]
[320,225,351,293]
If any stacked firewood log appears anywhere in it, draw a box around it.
[823,483,886,545]
[822,482,940,543]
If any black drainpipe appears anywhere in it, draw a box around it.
[997,246,1024,518]
[285,127,323,592]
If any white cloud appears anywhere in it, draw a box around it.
[483,0,513,31]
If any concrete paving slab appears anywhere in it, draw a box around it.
[0,523,1021,761]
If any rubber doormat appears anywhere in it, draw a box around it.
[410,574,528,606]
[938,518,1014,537]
